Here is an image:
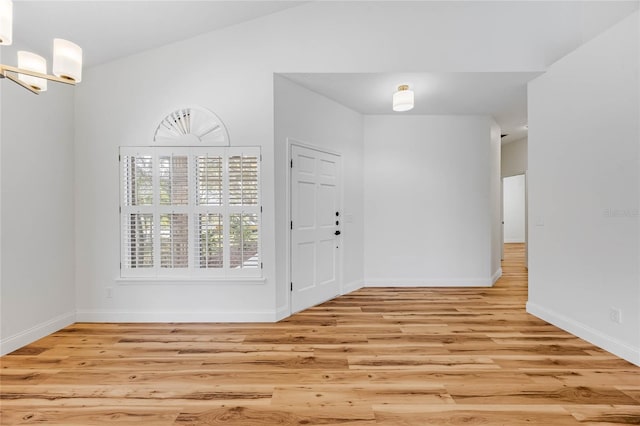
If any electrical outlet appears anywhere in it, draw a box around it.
[609,307,622,324]
[106,287,113,299]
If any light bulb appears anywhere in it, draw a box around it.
[0,0,12,46]
[53,38,82,83]
[18,51,47,92]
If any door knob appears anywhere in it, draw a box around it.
[334,230,341,236]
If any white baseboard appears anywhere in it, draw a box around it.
[0,311,75,356]
[343,279,364,294]
[76,309,278,323]
[527,301,640,367]
[492,268,503,285]
[364,277,495,287]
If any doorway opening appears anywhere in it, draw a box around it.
[502,173,527,267]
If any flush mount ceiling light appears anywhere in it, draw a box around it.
[0,0,82,95]
[392,84,414,112]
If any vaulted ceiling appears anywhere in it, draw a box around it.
[10,1,639,142]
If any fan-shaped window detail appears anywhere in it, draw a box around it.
[153,107,230,146]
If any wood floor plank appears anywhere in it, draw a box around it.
[1,243,639,425]
[567,404,640,424]
[173,405,377,426]
[366,370,538,386]
[617,387,640,404]
[1,406,179,426]
[348,355,500,371]
[373,405,582,426]
[270,384,452,408]
[447,384,639,405]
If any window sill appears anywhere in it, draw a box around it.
[115,277,266,285]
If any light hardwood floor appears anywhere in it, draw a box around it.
[1,243,639,425]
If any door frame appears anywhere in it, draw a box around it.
[501,172,528,267]
[285,138,344,316]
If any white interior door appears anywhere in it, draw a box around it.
[503,174,526,243]
[290,144,341,314]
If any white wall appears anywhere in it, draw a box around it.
[0,46,76,355]
[274,75,364,317]
[363,115,501,286]
[75,1,572,322]
[502,138,528,177]
[503,174,526,243]
[528,11,640,366]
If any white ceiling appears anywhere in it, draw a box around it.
[12,1,304,67]
[282,72,541,142]
[8,1,640,143]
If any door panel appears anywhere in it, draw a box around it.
[318,185,335,226]
[296,242,315,291]
[317,239,335,284]
[298,181,316,228]
[291,145,341,314]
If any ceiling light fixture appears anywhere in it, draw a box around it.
[0,0,82,95]
[392,84,414,112]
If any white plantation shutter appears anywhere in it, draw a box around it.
[195,213,223,268]
[120,146,260,278]
[159,155,189,206]
[229,155,259,206]
[193,150,225,276]
[121,152,154,275]
[226,148,261,274]
[229,213,259,269]
[160,213,189,268]
[122,155,153,206]
[196,155,223,206]
[123,213,154,268]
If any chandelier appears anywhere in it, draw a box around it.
[0,0,82,95]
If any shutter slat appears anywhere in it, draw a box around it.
[160,213,189,268]
[196,213,223,269]
[195,155,223,206]
[229,213,259,269]
[122,155,153,206]
[229,155,259,206]
[159,155,189,206]
[123,213,154,268]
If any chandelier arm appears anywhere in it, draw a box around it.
[2,71,38,94]
[0,64,77,85]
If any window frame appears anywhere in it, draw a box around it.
[119,146,262,280]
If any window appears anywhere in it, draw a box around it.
[120,147,261,278]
